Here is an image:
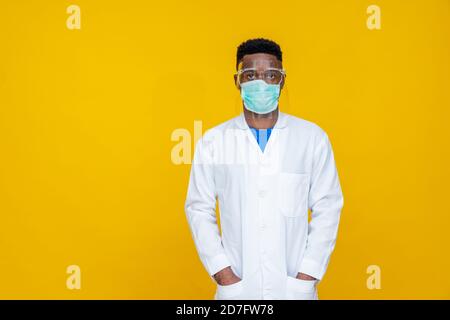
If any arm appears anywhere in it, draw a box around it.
[184,135,238,284]
[298,130,344,281]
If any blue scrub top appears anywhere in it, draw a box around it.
[249,127,273,152]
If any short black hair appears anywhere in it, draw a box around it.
[236,38,282,70]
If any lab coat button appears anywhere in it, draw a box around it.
[261,159,271,167]
[258,190,267,198]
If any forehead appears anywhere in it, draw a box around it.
[238,53,282,70]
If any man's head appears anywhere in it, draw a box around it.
[234,38,286,115]
[236,38,283,71]
[234,38,285,90]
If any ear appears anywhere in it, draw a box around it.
[280,74,286,90]
[234,74,240,89]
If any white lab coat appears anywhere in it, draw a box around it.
[185,111,344,300]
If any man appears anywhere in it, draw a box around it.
[185,38,344,300]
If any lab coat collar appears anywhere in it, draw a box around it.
[235,110,288,130]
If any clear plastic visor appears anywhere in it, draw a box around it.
[236,67,285,86]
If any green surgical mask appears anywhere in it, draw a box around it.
[240,79,281,114]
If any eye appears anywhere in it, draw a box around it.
[265,71,275,79]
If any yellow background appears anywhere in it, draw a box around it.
[0,0,449,299]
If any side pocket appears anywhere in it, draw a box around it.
[215,280,244,300]
[285,276,317,300]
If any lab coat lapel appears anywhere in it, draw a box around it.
[234,111,288,160]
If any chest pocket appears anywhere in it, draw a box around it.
[279,172,310,217]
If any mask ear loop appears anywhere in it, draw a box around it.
[234,69,244,114]
[265,71,286,120]
[279,72,291,114]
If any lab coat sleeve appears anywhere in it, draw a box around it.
[184,134,232,277]
[298,130,344,281]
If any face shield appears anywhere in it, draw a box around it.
[236,67,286,87]
[235,63,286,115]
